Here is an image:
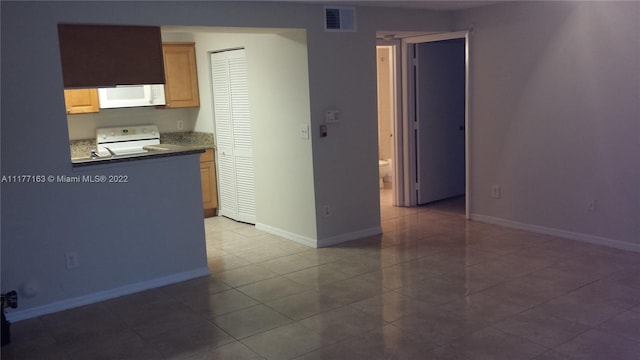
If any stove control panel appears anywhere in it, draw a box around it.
[95,125,161,157]
[96,125,160,144]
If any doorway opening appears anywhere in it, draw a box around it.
[402,32,470,219]
[376,45,396,210]
[376,37,404,214]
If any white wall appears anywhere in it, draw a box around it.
[454,1,640,249]
[191,29,317,243]
[377,47,393,161]
[1,0,451,318]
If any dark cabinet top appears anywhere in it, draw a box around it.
[58,24,165,88]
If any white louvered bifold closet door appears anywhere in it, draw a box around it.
[211,49,256,224]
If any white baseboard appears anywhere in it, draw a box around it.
[254,223,383,248]
[255,222,318,248]
[317,226,383,248]
[470,214,640,253]
[6,267,210,322]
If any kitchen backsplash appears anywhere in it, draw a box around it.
[67,106,198,140]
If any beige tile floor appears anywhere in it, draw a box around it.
[3,189,640,359]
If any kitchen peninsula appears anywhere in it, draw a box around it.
[70,129,218,217]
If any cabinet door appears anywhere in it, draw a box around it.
[200,149,218,217]
[163,43,200,108]
[64,89,100,114]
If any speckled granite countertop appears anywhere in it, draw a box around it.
[161,132,215,149]
[69,139,98,160]
[70,131,215,159]
[70,132,215,166]
[72,147,205,167]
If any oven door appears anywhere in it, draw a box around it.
[97,139,160,157]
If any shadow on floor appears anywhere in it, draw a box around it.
[417,195,465,216]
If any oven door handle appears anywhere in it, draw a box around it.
[103,147,116,156]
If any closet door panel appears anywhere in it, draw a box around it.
[211,49,255,224]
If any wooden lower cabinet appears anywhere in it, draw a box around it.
[200,148,218,218]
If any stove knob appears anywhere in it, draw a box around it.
[101,134,107,140]
[109,131,115,136]
[151,130,157,135]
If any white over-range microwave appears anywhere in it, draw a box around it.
[98,84,166,109]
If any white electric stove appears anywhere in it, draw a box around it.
[96,125,160,157]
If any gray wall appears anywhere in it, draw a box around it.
[0,1,450,318]
[454,1,640,249]
[307,6,452,244]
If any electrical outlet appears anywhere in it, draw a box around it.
[65,252,79,269]
[587,200,596,212]
[491,185,501,199]
[177,120,184,130]
[22,280,40,298]
[299,124,310,139]
[322,205,331,217]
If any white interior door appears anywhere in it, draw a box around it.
[415,38,466,204]
[211,49,256,224]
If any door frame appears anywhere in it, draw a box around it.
[401,31,470,219]
[375,39,403,206]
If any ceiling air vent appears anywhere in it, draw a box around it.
[324,6,356,32]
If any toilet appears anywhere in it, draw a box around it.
[378,158,392,188]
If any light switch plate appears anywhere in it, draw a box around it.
[325,110,340,123]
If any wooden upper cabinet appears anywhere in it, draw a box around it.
[64,89,99,114]
[58,24,165,88]
[162,43,200,108]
